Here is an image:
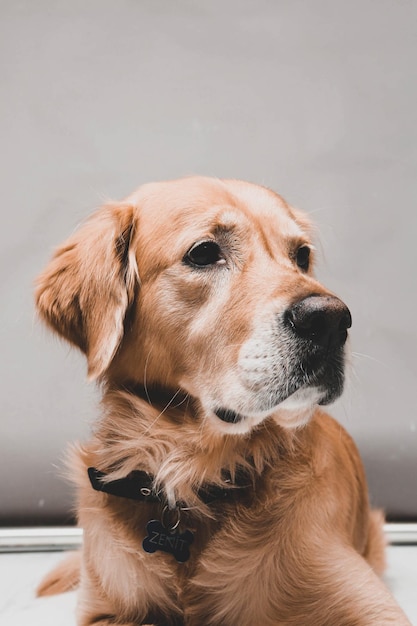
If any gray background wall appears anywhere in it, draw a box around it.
[1,0,416,524]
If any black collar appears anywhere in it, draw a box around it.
[88,467,250,507]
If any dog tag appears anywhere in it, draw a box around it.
[142,519,194,563]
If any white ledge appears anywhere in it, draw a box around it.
[0,524,416,552]
[0,527,83,552]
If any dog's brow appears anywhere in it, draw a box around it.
[212,222,238,236]
[287,236,313,251]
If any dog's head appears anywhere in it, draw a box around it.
[36,177,351,434]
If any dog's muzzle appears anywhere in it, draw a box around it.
[214,295,352,426]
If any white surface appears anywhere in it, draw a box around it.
[0,547,415,625]
[0,552,76,626]
[3,524,417,551]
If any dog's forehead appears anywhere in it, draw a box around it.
[222,179,302,237]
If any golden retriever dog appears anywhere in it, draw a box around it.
[35,177,410,625]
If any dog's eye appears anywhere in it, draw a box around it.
[295,246,311,271]
[184,241,224,268]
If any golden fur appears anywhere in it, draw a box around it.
[36,177,409,625]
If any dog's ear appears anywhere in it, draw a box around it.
[36,203,138,379]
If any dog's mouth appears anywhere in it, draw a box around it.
[214,385,318,426]
[214,407,244,424]
[213,352,346,427]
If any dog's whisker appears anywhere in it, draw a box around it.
[142,388,184,435]
[351,351,386,367]
[160,388,183,415]
[171,392,189,410]
[143,352,153,407]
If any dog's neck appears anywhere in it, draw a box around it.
[93,380,297,512]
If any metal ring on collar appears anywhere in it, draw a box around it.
[161,505,181,531]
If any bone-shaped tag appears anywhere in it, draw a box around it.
[142,519,194,563]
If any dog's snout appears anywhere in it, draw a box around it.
[285,295,352,349]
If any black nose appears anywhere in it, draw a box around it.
[285,295,352,349]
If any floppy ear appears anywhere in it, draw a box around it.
[35,202,138,379]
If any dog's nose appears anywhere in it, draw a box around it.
[285,295,352,349]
